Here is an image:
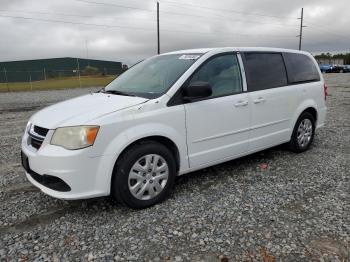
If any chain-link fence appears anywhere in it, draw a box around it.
[0,68,118,92]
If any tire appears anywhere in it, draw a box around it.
[111,140,176,209]
[288,112,315,153]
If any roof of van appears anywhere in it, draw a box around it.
[163,47,310,55]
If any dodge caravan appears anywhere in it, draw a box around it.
[21,47,327,208]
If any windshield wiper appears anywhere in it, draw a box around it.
[101,90,136,97]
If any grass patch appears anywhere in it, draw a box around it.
[0,75,116,92]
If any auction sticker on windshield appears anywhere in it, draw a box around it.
[179,54,200,60]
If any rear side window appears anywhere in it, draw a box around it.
[283,53,320,84]
[243,52,288,91]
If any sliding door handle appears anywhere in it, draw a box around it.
[253,97,265,104]
[234,100,248,107]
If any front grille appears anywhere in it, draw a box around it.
[28,125,48,150]
[33,126,49,137]
[29,136,43,149]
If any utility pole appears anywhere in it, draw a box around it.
[157,1,160,54]
[298,8,306,50]
[85,39,90,66]
[76,58,82,88]
[29,73,33,91]
[3,68,9,92]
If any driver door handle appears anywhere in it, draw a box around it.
[234,100,248,107]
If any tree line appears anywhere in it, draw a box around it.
[314,53,350,64]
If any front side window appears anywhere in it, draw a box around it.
[105,54,200,99]
[188,54,242,98]
[243,52,288,92]
[283,53,320,84]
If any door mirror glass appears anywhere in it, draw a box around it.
[183,81,212,101]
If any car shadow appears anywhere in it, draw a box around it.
[174,144,290,188]
[1,144,299,235]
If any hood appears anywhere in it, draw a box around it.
[30,93,148,129]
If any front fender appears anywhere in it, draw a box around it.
[94,122,188,195]
[105,123,188,168]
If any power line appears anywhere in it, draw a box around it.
[306,23,350,41]
[74,0,350,41]
[75,0,299,28]
[0,9,300,32]
[3,2,346,48]
[0,14,296,38]
[161,0,298,20]
[0,9,93,18]
[75,0,155,12]
[78,0,297,22]
[0,8,286,29]
[0,9,160,23]
[0,14,155,31]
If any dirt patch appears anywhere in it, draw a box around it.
[306,238,349,260]
[0,105,42,114]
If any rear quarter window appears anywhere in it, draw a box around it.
[243,52,288,92]
[283,53,320,84]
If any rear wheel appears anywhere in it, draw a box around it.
[111,141,176,209]
[288,112,315,153]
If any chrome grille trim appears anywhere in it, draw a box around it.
[27,125,49,150]
[28,125,46,141]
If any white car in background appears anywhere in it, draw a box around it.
[21,47,327,208]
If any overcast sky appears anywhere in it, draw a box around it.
[0,0,349,65]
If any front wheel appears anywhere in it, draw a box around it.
[111,141,176,209]
[288,112,315,153]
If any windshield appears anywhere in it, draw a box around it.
[104,54,201,98]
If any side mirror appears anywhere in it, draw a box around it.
[183,81,212,101]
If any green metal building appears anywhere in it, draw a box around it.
[0,57,123,83]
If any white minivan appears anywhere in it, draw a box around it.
[21,47,327,208]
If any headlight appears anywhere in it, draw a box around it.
[51,126,100,150]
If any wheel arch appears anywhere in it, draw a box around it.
[109,135,182,196]
[290,101,318,138]
[114,135,181,172]
[302,107,318,122]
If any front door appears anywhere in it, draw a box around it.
[184,53,251,168]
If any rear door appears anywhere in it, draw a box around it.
[242,52,297,151]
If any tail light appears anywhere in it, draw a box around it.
[324,83,328,101]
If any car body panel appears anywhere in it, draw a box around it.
[247,85,297,150]
[30,93,148,129]
[184,93,250,168]
[21,47,327,200]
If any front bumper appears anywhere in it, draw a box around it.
[21,130,115,200]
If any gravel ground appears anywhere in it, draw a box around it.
[0,75,349,261]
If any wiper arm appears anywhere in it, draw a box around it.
[97,87,105,93]
[101,90,136,97]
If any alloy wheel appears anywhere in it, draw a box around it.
[297,119,313,148]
